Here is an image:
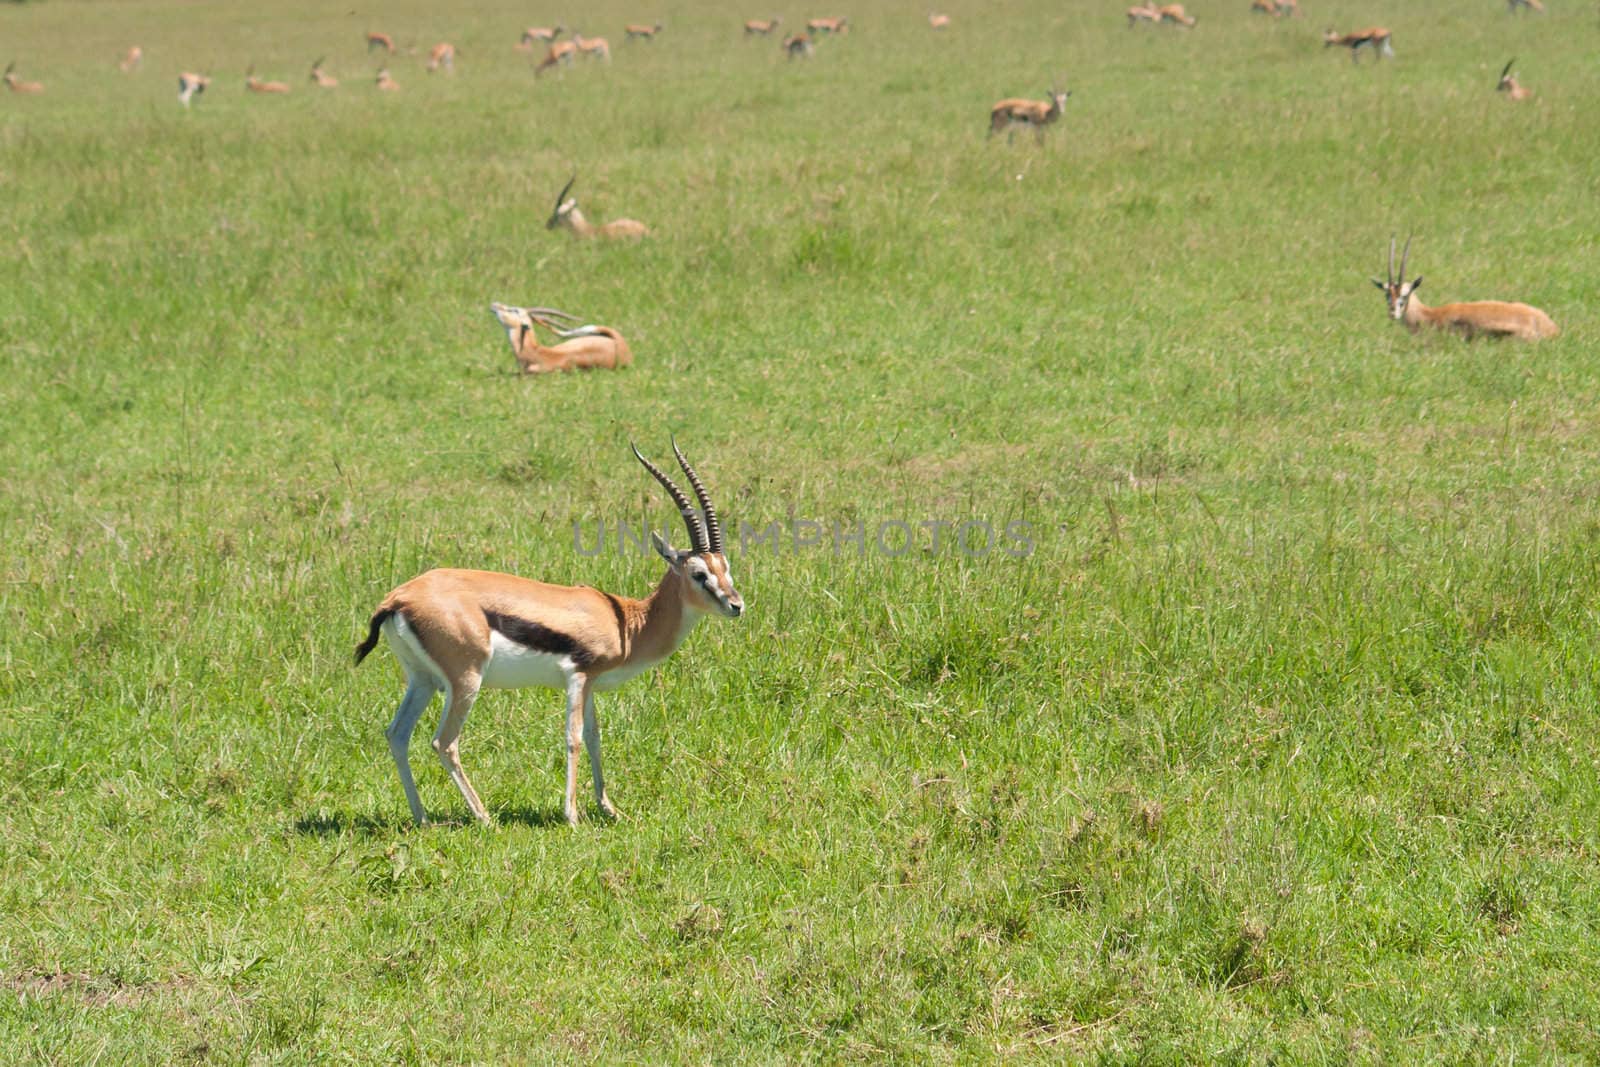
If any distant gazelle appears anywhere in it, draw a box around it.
[807,16,849,34]
[1497,58,1532,100]
[376,67,400,92]
[547,176,650,240]
[523,25,565,45]
[246,66,291,93]
[367,31,396,53]
[1127,3,1162,25]
[177,72,209,107]
[1373,236,1559,341]
[119,46,143,73]
[989,85,1071,143]
[1158,4,1198,27]
[784,32,814,58]
[928,12,952,29]
[536,39,579,74]
[1275,0,1299,15]
[1507,0,1544,12]
[745,17,782,35]
[1324,27,1392,62]
[427,43,457,72]
[625,23,665,40]
[490,304,633,374]
[574,32,613,60]
[3,63,43,94]
[311,58,338,88]
[355,441,744,827]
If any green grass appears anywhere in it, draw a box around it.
[3,0,1599,1059]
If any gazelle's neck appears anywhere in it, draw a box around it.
[625,568,703,663]
[1401,293,1435,331]
[565,207,595,237]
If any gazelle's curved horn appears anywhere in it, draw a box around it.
[631,442,707,553]
[1387,234,1396,285]
[547,174,577,227]
[1500,58,1515,81]
[672,437,723,553]
[520,306,579,321]
[1399,234,1413,282]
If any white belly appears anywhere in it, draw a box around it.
[480,632,573,690]
[592,656,662,691]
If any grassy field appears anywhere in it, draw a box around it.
[3,0,1599,1060]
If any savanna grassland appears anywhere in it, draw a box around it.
[2,0,1599,1060]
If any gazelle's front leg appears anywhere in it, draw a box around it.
[563,673,587,825]
[581,684,620,819]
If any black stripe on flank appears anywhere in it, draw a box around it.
[483,610,594,669]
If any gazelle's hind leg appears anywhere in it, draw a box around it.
[386,678,438,824]
[432,674,493,824]
[581,683,619,819]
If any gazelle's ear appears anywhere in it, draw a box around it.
[650,531,684,566]
[1371,277,1387,290]
[1410,276,1423,291]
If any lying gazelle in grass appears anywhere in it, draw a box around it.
[745,17,782,35]
[246,66,291,94]
[3,63,43,94]
[177,72,209,107]
[1497,58,1532,100]
[489,303,633,374]
[376,67,400,92]
[1158,5,1198,27]
[1373,236,1559,341]
[928,12,952,29]
[536,40,579,75]
[625,23,664,40]
[1324,27,1392,62]
[119,46,143,73]
[784,32,814,58]
[355,441,744,826]
[574,32,612,60]
[426,43,456,72]
[367,31,396,53]
[547,176,649,240]
[989,84,1070,143]
[807,16,849,34]
[1127,3,1162,25]
[310,58,338,88]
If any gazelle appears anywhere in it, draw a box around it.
[1507,0,1544,12]
[1324,27,1392,62]
[989,85,1071,143]
[376,67,400,92]
[928,12,952,29]
[547,176,650,239]
[3,63,43,94]
[356,441,744,827]
[625,23,664,40]
[426,43,456,72]
[367,31,396,53]
[806,16,849,34]
[536,39,579,75]
[311,58,338,88]
[119,46,143,73]
[1251,0,1278,14]
[177,72,209,107]
[246,66,291,94]
[1497,58,1532,100]
[784,32,815,58]
[573,32,612,60]
[1158,4,1198,27]
[1372,236,1559,341]
[523,25,565,45]
[1275,0,1299,15]
[490,304,633,373]
[1127,3,1162,25]
[745,17,782,35]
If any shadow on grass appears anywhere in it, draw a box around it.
[290,805,574,836]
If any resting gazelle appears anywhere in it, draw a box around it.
[1127,3,1162,25]
[355,442,744,826]
[3,63,43,94]
[1372,235,1559,341]
[745,17,782,35]
[547,175,650,239]
[989,85,1071,143]
[1507,0,1544,12]
[376,67,400,92]
[1324,27,1392,62]
[311,58,338,89]
[246,66,291,94]
[489,303,633,373]
[1497,59,1532,100]
[929,13,952,29]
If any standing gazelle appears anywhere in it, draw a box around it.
[1507,0,1544,12]
[367,31,396,53]
[573,32,613,60]
[1158,4,1198,27]
[547,175,650,239]
[3,63,43,94]
[1127,3,1162,25]
[625,23,664,40]
[177,72,209,107]
[1372,235,1559,341]
[745,17,782,35]
[928,12,952,29]
[356,442,744,826]
[426,43,457,72]
[1497,58,1532,100]
[536,40,579,75]
[119,46,143,73]
[989,85,1071,143]
[489,303,633,373]
[1323,27,1392,62]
